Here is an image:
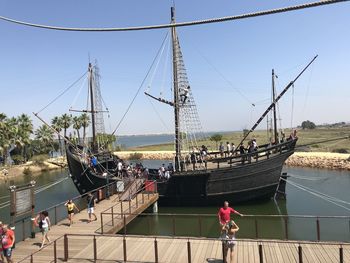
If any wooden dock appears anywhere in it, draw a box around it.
[15,233,350,262]
[13,191,158,263]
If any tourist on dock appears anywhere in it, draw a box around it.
[64,199,80,227]
[226,142,231,157]
[90,156,98,172]
[223,220,239,263]
[1,224,15,263]
[219,142,225,157]
[0,221,4,263]
[218,201,243,232]
[117,160,123,177]
[167,163,174,173]
[239,144,246,164]
[231,143,236,155]
[87,193,97,223]
[37,211,51,249]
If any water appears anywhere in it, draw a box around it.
[0,164,349,241]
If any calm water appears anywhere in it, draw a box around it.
[0,164,349,241]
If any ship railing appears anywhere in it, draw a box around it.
[182,139,296,171]
[99,212,350,242]
[99,180,158,233]
[17,233,349,263]
[13,180,125,242]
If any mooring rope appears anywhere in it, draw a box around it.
[0,0,348,32]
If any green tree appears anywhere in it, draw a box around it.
[60,114,72,138]
[80,113,90,144]
[301,120,316,129]
[52,116,63,155]
[209,134,223,149]
[72,116,82,143]
[35,124,54,153]
[17,114,33,161]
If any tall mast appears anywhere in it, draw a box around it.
[88,63,97,152]
[272,69,278,144]
[171,7,181,171]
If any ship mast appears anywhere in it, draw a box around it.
[88,63,97,152]
[171,7,181,171]
[272,69,278,144]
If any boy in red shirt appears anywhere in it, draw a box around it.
[1,224,15,263]
[218,201,243,231]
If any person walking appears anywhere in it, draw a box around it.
[37,211,51,248]
[65,199,80,227]
[1,224,15,263]
[218,201,243,232]
[224,220,239,263]
[0,221,5,263]
[87,193,97,223]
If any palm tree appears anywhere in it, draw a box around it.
[52,116,63,155]
[0,116,18,164]
[80,113,90,144]
[17,114,33,161]
[60,114,72,138]
[72,116,82,144]
[35,124,54,152]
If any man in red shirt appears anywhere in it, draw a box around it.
[1,225,15,263]
[218,201,243,230]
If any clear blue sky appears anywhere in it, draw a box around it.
[0,0,349,135]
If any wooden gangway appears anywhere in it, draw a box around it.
[16,234,350,263]
[12,180,158,263]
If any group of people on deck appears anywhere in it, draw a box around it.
[157,163,174,180]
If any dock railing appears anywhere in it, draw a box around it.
[17,233,349,263]
[14,179,126,242]
[100,212,350,242]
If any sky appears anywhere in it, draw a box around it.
[0,0,349,136]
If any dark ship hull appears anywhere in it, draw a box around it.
[152,139,296,206]
[66,145,119,195]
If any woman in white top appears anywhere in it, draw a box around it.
[224,220,239,263]
[36,211,51,249]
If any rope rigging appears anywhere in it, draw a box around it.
[0,0,348,32]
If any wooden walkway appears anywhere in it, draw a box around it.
[13,192,158,263]
[15,234,350,263]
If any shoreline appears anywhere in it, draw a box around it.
[1,151,349,180]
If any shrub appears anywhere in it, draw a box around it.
[129,152,143,160]
[331,148,349,154]
[23,167,32,175]
[11,154,25,165]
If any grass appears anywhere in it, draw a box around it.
[128,127,350,153]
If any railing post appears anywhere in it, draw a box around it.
[154,238,159,263]
[54,206,57,225]
[64,234,68,261]
[128,199,131,214]
[111,206,115,226]
[258,243,263,263]
[222,241,227,263]
[123,215,127,235]
[284,217,289,240]
[298,245,303,263]
[198,216,202,237]
[255,218,259,238]
[172,216,176,236]
[93,235,97,262]
[187,239,192,263]
[54,240,57,263]
[100,213,104,234]
[316,218,320,241]
[339,245,343,263]
[22,219,25,241]
[30,254,33,263]
[123,236,127,262]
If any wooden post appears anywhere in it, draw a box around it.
[154,238,159,263]
[222,241,226,263]
[316,218,320,241]
[255,218,259,238]
[54,206,57,225]
[298,245,303,263]
[93,235,97,262]
[100,213,104,234]
[22,219,25,241]
[123,215,127,235]
[258,244,263,263]
[128,199,131,214]
[284,217,289,240]
[187,240,192,263]
[111,206,115,226]
[339,246,343,263]
[54,240,57,263]
[123,237,127,262]
[64,234,68,261]
[30,254,33,263]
